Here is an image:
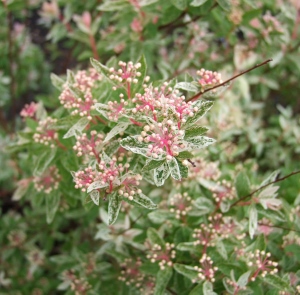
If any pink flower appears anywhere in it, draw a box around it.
[131,18,143,33]
[20,102,38,119]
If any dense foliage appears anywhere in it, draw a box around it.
[1,0,300,294]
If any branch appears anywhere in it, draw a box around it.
[230,170,300,208]
[186,59,273,103]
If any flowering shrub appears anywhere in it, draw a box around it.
[1,0,300,294]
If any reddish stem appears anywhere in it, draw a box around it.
[186,59,273,103]
[89,34,99,60]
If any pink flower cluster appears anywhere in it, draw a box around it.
[137,121,185,159]
[20,102,38,119]
[193,254,218,283]
[118,258,155,293]
[147,243,176,270]
[247,250,278,281]
[59,68,101,120]
[109,61,142,88]
[73,131,104,159]
[72,167,97,192]
[33,166,60,194]
[33,117,58,147]
[169,192,192,220]
[132,83,196,127]
[196,69,223,92]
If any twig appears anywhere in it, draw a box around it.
[230,170,300,208]
[186,59,273,103]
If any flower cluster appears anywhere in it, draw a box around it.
[60,270,91,295]
[247,250,278,281]
[137,121,185,159]
[196,69,223,92]
[33,166,60,194]
[109,61,145,94]
[20,102,38,119]
[211,180,236,204]
[33,117,58,147]
[59,68,101,120]
[73,131,104,159]
[188,158,221,181]
[118,257,155,293]
[193,254,218,283]
[72,167,97,192]
[132,83,196,127]
[147,243,176,270]
[118,173,142,200]
[7,229,26,247]
[169,192,192,219]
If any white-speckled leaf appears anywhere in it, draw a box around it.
[108,193,121,225]
[87,181,108,193]
[167,157,181,180]
[63,117,90,138]
[131,193,157,209]
[90,190,100,205]
[104,122,129,143]
[184,136,215,150]
[153,162,170,186]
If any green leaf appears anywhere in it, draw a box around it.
[176,242,198,252]
[175,82,198,92]
[34,148,57,176]
[203,281,218,295]
[262,275,292,292]
[147,228,165,248]
[97,0,130,11]
[50,115,81,130]
[170,0,187,10]
[177,151,194,160]
[184,126,209,139]
[154,267,173,295]
[189,284,203,295]
[216,0,231,11]
[182,100,213,129]
[235,171,251,198]
[127,193,157,209]
[46,192,60,224]
[148,210,173,223]
[50,73,65,91]
[190,0,209,6]
[174,263,198,281]
[237,271,251,288]
[108,193,121,225]
[216,240,227,260]
[154,163,170,186]
[142,159,165,172]
[249,205,257,239]
[190,197,214,216]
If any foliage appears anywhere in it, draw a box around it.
[1,0,300,294]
